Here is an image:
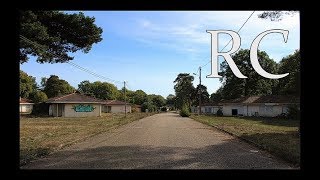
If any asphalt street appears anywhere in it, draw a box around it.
[21,112,293,169]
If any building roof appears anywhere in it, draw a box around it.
[132,104,142,108]
[221,95,300,104]
[253,95,300,104]
[201,102,222,106]
[46,93,105,104]
[20,98,34,104]
[103,100,130,105]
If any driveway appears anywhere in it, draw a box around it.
[21,112,293,169]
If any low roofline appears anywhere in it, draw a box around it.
[103,103,131,105]
[221,102,299,105]
[102,100,131,105]
[46,101,102,104]
[20,102,34,104]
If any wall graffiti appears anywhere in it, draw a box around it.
[72,104,96,112]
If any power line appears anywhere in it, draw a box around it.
[67,61,122,84]
[20,35,123,85]
[201,11,255,68]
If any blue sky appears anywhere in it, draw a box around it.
[20,11,300,98]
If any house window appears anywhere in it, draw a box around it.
[232,109,238,116]
[25,105,31,109]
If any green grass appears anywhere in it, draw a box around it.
[20,112,156,166]
[190,115,300,166]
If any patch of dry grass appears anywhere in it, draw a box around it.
[190,115,300,166]
[20,112,156,166]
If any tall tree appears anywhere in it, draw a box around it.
[141,100,157,112]
[20,11,103,64]
[29,91,48,103]
[95,81,120,100]
[118,87,134,102]
[20,70,38,98]
[148,94,166,108]
[220,49,278,99]
[132,90,148,105]
[173,73,196,109]
[43,75,75,98]
[166,94,175,107]
[193,84,210,106]
[210,87,224,102]
[78,80,120,100]
[276,50,300,95]
[78,80,94,96]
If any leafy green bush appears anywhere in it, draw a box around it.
[180,104,190,117]
[216,108,223,116]
[31,102,50,116]
[142,101,157,112]
[287,105,300,120]
[160,107,167,112]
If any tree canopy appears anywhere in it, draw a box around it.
[207,49,300,101]
[20,70,38,98]
[193,84,210,106]
[210,87,224,102]
[20,71,166,108]
[20,11,103,64]
[276,50,300,96]
[78,80,120,100]
[42,75,75,98]
[166,94,175,107]
[219,49,278,99]
[132,90,148,105]
[20,70,48,103]
[173,73,195,109]
[147,94,166,108]
[29,91,48,103]
[118,87,134,102]
[258,11,297,21]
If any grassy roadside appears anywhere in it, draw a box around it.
[20,112,156,166]
[190,115,300,167]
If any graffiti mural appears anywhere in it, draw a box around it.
[72,104,96,112]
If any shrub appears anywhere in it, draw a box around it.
[29,91,48,103]
[160,107,167,112]
[31,102,50,116]
[142,102,157,112]
[287,105,300,120]
[216,108,223,116]
[180,104,190,117]
[275,113,287,119]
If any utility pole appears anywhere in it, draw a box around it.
[199,66,202,115]
[124,81,127,117]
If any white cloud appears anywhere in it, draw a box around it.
[101,11,300,95]
[127,11,299,60]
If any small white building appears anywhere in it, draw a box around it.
[191,102,222,114]
[221,95,300,117]
[20,98,34,114]
[102,100,132,113]
[46,92,104,117]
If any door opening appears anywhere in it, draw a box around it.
[232,109,238,116]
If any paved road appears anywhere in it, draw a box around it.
[22,112,293,169]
